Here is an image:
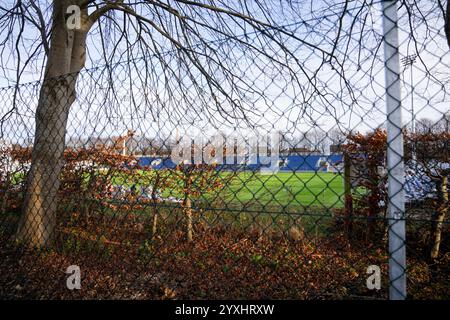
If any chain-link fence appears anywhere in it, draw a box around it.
[0,1,448,300]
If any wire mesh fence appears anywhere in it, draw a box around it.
[0,1,448,300]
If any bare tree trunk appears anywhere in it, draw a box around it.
[184,197,193,243]
[151,192,158,239]
[15,1,87,247]
[344,153,353,237]
[152,210,158,237]
[1,172,11,215]
[150,175,162,239]
[430,175,448,260]
[16,78,75,246]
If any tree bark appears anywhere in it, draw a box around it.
[430,175,448,260]
[151,189,159,239]
[151,209,158,238]
[150,174,162,239]
[344,153,353,237]
[15,1,88,247]
[184,197,193,243]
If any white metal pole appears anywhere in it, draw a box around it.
[382,0,407,300]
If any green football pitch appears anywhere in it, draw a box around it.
[212,171,345,210]
[114,170,345,211]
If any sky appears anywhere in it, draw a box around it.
[0,0,448,149]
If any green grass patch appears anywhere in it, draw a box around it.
[110,170,345,211]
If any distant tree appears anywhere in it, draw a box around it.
[328,128,347,146]
[415,118,438,134]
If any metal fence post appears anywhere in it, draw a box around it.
[382,0,407,300]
